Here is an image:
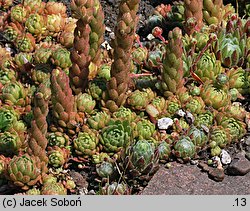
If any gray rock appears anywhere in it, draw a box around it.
[220,150,231,165]
[141,162,250,195]
[157,117,173,130]
[227,153,250,176]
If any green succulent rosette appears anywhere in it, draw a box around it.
[173,118,190,133]
[157,141,171,163]
[168,0,185,22]
[16,33,36,53]
[187,126,208,149]
[146,96,166,118]
[96,161,116,178]
[184,96,205,114]
[100,182,131,195]
[195,52,224,82]
[1,81,27,106]
[26,188,41,195]
[203,0,223,25]
[224,103,247,121]
[87,111,111,130]
[135,119,156,140]
[200,81,230,110]
[48,146,69,168]
[41,181,67,195]
[164,95,181,117]
[73,130,99,157]
[216,114,246,142]
[7,154,41,190]
[194,110,214,128]
[173,137,196,162]
[128,139,159,177]
[209,126,231,150]
[47,132,69,147]
[97,64,111,81]
[14,52,33,69]
[46,14,65,34]
[127,88,156,111]
[0,107,18,132]
[132,46,148,66]
[99,119,132,153]
[33,47,53,64]
[75,93,96,114]
[87,79,107,100]
[0,131,23,156]
[10,5,27,23]
[92,152,111,164]
[112,107,137,123]
[25,13,46,37]
[226,67,250,94]
[3,24,21,43]
[0,69,16,85]
[213,18,248,68]
[51,47,72,69]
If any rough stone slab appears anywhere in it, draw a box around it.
[141,162,250,195]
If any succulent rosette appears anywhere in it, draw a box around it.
[216,114,246,142]
[3,23,22,42]
[92,152,111,164]
[157,141,171,163]
[195,52,224,82]
[47,132,69,148]
[7,154,41,190]
[0,155,9,179]
[184,96,205,114]
[132,46,148,66]
[125,139,159,179]
[164,95,181,117]
[209,126,231,150]
[14,52,33,69]
[0,131,23,156]
[15,33,36,53]
[200,81,230,110]
[97,64,111,81]
[224,103,247,121]
[146,96,166,118]
[33,46,53,64]
[194,110,215,128]
[87,79,107,100]
[112,107,137,123]
[213,18,248,68]
[26,188,41,195]
[75,93,96,114]
[87,111,111,130]
[173,136,196,162]
[135,119,156,140]
[73,130,99,157]
[44,1,67,17]
[46,14,66,35]
[127,88,156,111]
[51,47,72,69]
[0,107,18,132]
[226,67,250,94]
[47,146,70,168]
[100,182,131,195]
[99,119,132,154]
[0,69,16,85]
[25,13,46,37]
[41,181,67,195]
[10,5,27,23]
[187,126,208,150]
[96,161,116,179]
[1,81,28,106]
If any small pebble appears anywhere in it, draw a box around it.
[220,149,232,165]
[190,160,198,165]
[176,109,185,117]
[157,117,173,130]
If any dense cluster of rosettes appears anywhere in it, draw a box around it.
[0,0,249,195]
